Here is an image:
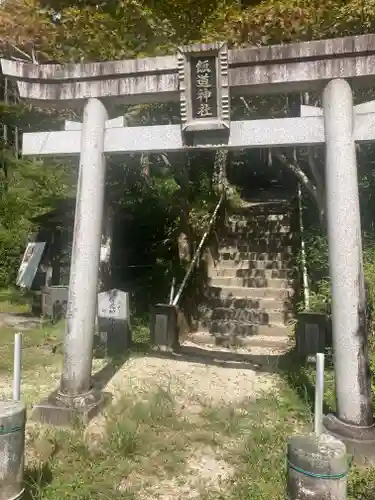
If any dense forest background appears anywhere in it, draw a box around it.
[2,0,375,325]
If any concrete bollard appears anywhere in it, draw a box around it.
[287,433,348,499]
[0,401,26,500]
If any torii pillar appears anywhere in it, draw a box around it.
[303,79,375,460]
[323,81,375,459]
[32,98,113,425]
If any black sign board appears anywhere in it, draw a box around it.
[190,56,218,120]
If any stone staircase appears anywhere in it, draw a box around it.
[189,194,297,350]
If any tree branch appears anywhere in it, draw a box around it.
[273,149,325,223]
[307,147,325,197]
[9,43,32,61]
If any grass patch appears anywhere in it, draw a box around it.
[0,305,65,406]
[279,350,375,500]
[0,290,372,500]
[0,322,64,374]
[16,350,375,500]
[199,385,311,500]
[27,387,192,499]
[24,368,375,500]
[131,313,151,347]
[0,287,30,314]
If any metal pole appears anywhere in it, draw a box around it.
[169,277,176,305]
[13,332,22,401]
[314,353,325,436]
[172,194,224,307]
[60,97,108,396]
[323,78,373,426]
[297,183,310,311]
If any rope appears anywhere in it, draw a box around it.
[0,425,23,436]
[288,461,348,480]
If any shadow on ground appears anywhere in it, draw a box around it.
[147,343,287,374]
[92,351,133,390]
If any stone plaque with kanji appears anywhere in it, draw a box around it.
[191,56,218,120]
[177,42,230,133]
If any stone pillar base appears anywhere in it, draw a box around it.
[150,304,179,351]
[324,413,375,466]
[31,388,111,427]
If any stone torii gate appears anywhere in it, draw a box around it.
[3,35,375,452]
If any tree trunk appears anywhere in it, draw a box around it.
[273,149,326,226]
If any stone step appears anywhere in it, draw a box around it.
[204,295,290,311]
[198,306,293,325]
[229,212,292,220]
[228,213,291,222]
[220,231,296,246]
[216,259,293,271]
[197,319,289,337]
[227,213,291,221]
[228,212,291,221]
[188,332,291,350]
[209,267,295,280]
[227,212,291,220]
[219,236,296,253]
[230,206,292,218]
[208,285,294,300]
[221,242,294,252]
[219,249,294,263]
[209,276,292,289]
[225,226,292,237]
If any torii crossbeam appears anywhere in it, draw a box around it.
[22,112,375,156]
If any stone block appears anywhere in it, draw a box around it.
[150,304,179,351]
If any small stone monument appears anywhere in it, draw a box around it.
[97,289,131,355]
[150,304,179,351]
[296,312,329,358]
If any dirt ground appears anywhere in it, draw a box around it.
[81,341,287,499]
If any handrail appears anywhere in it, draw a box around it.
[298,183,310,310]
[172,193,225,307]
[168,276,176,305]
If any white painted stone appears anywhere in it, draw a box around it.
[97,289,129,321]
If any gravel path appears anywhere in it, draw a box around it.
[91,343,282,500]
[102,343,280,406]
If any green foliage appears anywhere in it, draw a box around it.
[363,239,375,312]
[5,0,375,63]
[0,149,73,287]
[298,229,375,316]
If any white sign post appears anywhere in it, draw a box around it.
[17,242,46,289]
